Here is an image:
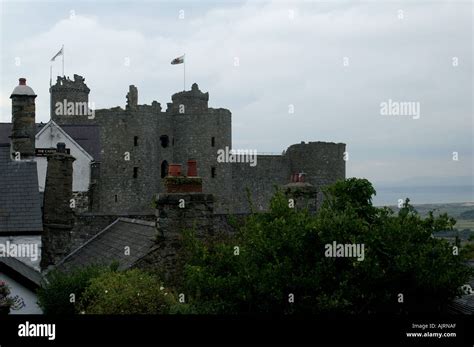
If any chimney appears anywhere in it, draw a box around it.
[10,78,37,159]
[41,142,76,270]
[164,161,202,193]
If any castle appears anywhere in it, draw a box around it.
[1,75,346,275]
[48,74,346,215]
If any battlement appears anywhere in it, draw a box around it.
[125,85,161,113]
[50,74,90,93]
[50,74,91,124]
[167,83,209,113]
[287,141,345,150]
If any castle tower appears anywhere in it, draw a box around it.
[10,78,37,159]
[50,74,90,125]
[41,142,76,270]
[167,83,232,213]
[285,141,346,207]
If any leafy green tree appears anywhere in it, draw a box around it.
[37,265,109,315]
[78,268,177,314]
[179,178,473,314]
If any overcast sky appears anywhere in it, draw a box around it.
[0,0,472,193]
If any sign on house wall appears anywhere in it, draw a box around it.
[35,148,70,157]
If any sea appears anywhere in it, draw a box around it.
[372,185,474,206]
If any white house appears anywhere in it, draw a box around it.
[35,120,94,192]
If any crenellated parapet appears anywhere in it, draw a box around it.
[167,83,209,114]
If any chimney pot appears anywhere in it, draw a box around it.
[19,78,26,85]
[187,159,198,177]
[168,164,182,177]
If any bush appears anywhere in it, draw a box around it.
[179,178,473,314]
[0,280,25,314]
[37,265,108,315]
[78,268,176,314]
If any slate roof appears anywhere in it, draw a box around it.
[58,124,101,161]
[0,144,43,234]
[56,218,158,272]
[0,123,42,145]
[0,123,101,161]
[0,257,42,289]
[447,262,474,314]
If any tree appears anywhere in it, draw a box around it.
[78,268,178,314]
[0,280,24,314]
[179,178,473,314]
[37,265,111,315]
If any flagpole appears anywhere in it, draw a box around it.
[183,54,186,91]
[62,45,64,76]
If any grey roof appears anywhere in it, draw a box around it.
[0,144,43,234]
[0,123,101,161]
[0,123,12,144]
[61,124,101,161]
[57,218,158,272]
[0,257,42,288]
[447,262,474,314]
[0,123,42,145]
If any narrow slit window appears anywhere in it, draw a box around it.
[211,166,216,178]
[134,136,138,146]
[211,137,215,147]
[161,160,169,178]
[133,167,138,178]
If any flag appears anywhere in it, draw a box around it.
[171,55,184,65]
[51,46,63,62]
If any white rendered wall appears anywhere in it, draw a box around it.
[35,124,91,192]
[0,235,43,314]
[0,272,43,314]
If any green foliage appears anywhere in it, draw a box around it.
[0,280,25,313]
[37,265,108,315]
[322,177,377,222]
[179,178,473,314]
[78,268,176,314]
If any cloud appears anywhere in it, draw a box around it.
[0,0,471,185]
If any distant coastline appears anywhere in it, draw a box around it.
[373,185,473,206]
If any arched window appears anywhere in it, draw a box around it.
[161,160,169,178]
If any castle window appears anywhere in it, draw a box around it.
[172,137,175,146]
[211,166,216,178]
[133,167,138,178]
[114,195,118,203]
[160,135,169,148]
[211,137,215,147]
[161,160,169,178]
[134,136,138,146]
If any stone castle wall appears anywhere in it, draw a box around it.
[231,155,290,213]
[49,75,346,215]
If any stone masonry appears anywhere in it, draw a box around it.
[41,143,76,270]
[49,74,346,215]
